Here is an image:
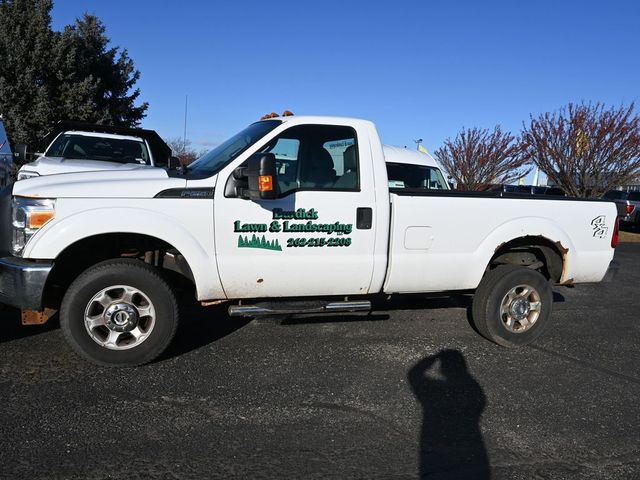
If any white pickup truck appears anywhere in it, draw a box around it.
[16,121,173,181]
[0,116,619,366]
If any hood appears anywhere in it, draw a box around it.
[19,156,148,176]
[13,167,187,199]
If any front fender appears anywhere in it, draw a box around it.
[24,205,225,300]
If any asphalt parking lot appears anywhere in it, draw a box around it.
[1,244,639,480]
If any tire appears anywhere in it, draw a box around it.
[60,258,179,367]
[471,265,553,347]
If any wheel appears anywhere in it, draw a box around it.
[60,259,179,367]
[471,265,553,347]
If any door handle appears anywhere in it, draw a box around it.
[356,207,372,230]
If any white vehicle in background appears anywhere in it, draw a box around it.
[383,145,450,190]
[0,115,619,367]
[17,121,174,181]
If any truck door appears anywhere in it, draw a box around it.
[213,123,377,299]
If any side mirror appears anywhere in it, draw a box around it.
[246,153,278,200]
[168,156,181,169]
[14,144,28,163]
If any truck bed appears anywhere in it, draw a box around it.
[382,189,617,294]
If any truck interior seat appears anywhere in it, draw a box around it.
[333,145,358,189]
[300,146,336,187]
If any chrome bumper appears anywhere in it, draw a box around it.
[0,256,53,310]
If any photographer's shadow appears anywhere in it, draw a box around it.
[408,349,490,479]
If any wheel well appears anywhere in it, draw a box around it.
[44,233,195,308]
[488,236,565,282]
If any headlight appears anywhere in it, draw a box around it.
[17,171,40,181]
[11,197,55,256]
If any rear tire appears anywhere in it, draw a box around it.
[60,259,178,367]
[472,265,552,347]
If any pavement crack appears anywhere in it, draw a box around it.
[305,401,407,437]
[529,344,640,385]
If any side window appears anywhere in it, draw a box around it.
[268,138,300,193]
[262,125,359,197]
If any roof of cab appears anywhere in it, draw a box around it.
[382,145,440,168]
[262,115,376,129]
[62,131,144,142]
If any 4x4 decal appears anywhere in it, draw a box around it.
[591,215,608,238]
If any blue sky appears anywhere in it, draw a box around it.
[52,0,639,161]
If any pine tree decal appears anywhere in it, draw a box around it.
[237,234,282,251]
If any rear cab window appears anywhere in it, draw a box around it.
[386,162,448,190]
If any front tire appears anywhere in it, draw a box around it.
[472,265,553,347]
[60,259,179,367]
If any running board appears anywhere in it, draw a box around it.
[228,300,372,317]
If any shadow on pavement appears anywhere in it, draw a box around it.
[408,349,490,480]
[158,298,250,361]
[0,306,60,343]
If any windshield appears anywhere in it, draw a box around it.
[386,162,448,189]
[46,133,150,164]
[187,120,281,176]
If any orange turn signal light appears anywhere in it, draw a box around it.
[258,175,274,192]
[28,211,55,229]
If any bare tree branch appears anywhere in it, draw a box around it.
[165,136,199,166]
[434,126,530,190]
[521,102,640,198]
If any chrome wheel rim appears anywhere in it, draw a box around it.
[84,285,156,350]
[499,284,541,333]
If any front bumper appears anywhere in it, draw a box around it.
[0,256,53,310]
[601,260,620,283]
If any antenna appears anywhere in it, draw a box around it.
[413,138,423,151]
[183,95,188,152]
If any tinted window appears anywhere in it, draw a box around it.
[386,163,447,189]
[604,191,627,200]
[628,192,640,201]
[260,125,359,196]
[545,187,565,196]
[46,134,150,164]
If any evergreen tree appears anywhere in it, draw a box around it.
[52,13,147,128]
[0,1,148,152]
[0,0,56,147]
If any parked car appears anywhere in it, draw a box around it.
[488,184,565,196]
[16,121,174,181]
[0,115,618,367]
[603,190,640,228]
[0,117,14,188]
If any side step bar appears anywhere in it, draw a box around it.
[228,300,372,317]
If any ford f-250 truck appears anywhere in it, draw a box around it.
[0,116,619,366]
